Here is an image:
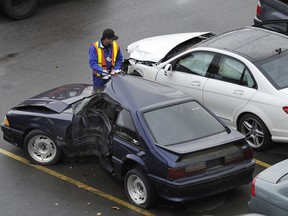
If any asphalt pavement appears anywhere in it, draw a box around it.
[2,0,287,215]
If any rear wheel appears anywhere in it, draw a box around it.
[24,130,62,165]
[239,114,272,150]
[1,0,37,20]
[124,168,157,208]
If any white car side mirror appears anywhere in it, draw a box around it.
[164,64,173,76]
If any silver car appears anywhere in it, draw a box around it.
[248,159,288,215]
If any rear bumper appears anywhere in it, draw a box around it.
[150,161,255,202]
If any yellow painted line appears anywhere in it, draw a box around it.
[0,148,155,216]
[254,159,271,168]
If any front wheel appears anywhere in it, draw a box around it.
[124,168,157,208]
[1,0,37,20]
[24,130,62,165]
[239,114,272,150]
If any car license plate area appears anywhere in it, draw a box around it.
[206,157,224,170]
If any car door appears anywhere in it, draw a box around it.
[70,109,112,156]
[69,96,114,158]
[111,109,145,179]
[203,54,257,127]
[156,51,217,103]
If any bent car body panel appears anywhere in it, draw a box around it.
[127,32,212,62]
[17,83,94,113]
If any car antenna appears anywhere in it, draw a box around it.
[275,48,282,55]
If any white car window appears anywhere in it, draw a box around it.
[174,52,215,76]
[242,68,255,88]
[215,56,255,88]
[259,53,288,89]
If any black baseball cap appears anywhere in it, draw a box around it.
[102,28,119,40]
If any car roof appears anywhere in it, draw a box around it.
[199,26,288,62]
[105,75,192,110]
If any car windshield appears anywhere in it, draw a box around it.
[162,33,216,62]
[256,51,288,89]
[143,101,226,146]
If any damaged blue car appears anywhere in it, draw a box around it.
[1,75,255,208]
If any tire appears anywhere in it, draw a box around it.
[24,130,62,165]
[1,0,37,20]
[124,168,157,208]
[239,114,272,150]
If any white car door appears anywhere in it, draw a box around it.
[203,55,257,127]
[156,51,216,103]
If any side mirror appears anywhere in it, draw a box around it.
[164,64,173,76]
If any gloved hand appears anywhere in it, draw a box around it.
[111,69,121,75]
[102,69,109,76]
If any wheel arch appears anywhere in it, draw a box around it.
[236,110,272,135]
[120,154,147,178]
[22,125,60,148]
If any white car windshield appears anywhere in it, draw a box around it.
[143,101,225,146]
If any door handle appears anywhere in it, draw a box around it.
[233,90,244,95]
[191,81,201,86]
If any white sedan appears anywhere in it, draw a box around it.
[126,24,288,150]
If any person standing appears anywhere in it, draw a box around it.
[89,28,123,90]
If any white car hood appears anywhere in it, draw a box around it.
[127,32,211,63]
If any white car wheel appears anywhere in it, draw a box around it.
[24,130,62,165]
[239,114,272,150]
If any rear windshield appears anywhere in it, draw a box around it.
[255,50,288,89]
[143,101,226,146]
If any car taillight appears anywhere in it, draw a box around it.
[3,116,9,127]
[256,1,262,16]
[283,106,288,114]
[251,176,258,196]
[167,167,185,180]
[167,162,207,180]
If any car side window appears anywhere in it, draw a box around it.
[174,52,215,76]
[215,56,255,88]
[115,109,140,146]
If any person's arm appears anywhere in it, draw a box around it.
[113,47,124,70]
[89,45,105,75]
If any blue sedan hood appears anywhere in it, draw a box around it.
[17,83,94,113]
